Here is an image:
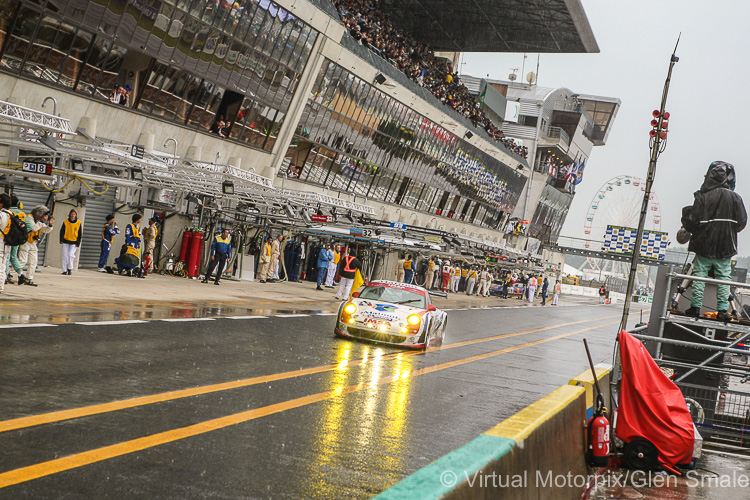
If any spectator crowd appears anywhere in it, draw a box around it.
[334,0,528,159]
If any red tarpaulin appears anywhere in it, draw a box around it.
[616,330,694,468]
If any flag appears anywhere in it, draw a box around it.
[572,159,586,185]
[477,82,487,106]
[565,161,580,182]
[350,269,364,299]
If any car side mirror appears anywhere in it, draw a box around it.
[352,291,360,298]
[427,304,437,312]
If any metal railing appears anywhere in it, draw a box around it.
[542,126,570,146]
[627,268,750,449]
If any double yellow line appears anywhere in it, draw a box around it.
[0,315,621,488]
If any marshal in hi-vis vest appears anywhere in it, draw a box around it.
[62,219,81,241]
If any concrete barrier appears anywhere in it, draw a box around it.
[609,292,625,305]
[569,365,612,421]
[582,288,597,298]
[376,365,612,500]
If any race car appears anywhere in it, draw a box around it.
[334,280,448,350]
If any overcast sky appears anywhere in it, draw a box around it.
[461,0,750,254]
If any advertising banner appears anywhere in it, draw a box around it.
[603,225,669,261]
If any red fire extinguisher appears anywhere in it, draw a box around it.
[583,339,610,467]
[587,393,610,467]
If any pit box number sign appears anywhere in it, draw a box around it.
[22,162,53,175]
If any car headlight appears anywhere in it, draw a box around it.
[406,314,421,326]
[344,303,357,315]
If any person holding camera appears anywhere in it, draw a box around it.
[17,205,54,286]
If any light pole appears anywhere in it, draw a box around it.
[164,138,178,159]
[42,96,58,116]
[619,41,679,333]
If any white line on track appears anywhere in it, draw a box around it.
[160,317,216,322]
[225,315,268,320]
[312,313,337,316]
[0,323,57,329]
[75,320,148,326]
[274,314,310,318]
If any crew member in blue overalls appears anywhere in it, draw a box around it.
[203,227,231,285]
[115,214,142,276]
[315,244,332,291]
[98,214,119,272]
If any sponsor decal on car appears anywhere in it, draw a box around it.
[361,311,398,322]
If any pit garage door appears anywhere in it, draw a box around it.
[78,194,117,269]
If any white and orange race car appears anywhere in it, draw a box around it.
[334,280,448,350]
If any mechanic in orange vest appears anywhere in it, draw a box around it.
[334,249,361,300]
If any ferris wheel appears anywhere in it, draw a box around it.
[583,175,661,250]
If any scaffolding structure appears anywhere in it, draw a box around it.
[628,266,750,453]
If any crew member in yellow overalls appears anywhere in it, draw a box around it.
[467,267,478,295]
[459,265,468,292]
[115,214,142,276]
[403,254,414,284]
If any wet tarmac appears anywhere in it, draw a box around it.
[0,299,341,325]
[0,303,643,498]
[590,452,750,500]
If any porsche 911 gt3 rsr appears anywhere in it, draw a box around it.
[334,280,447,350]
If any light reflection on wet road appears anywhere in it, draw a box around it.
[0,300,340,325]
[0,304,642,497]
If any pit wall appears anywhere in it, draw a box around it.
[375,365,611,500]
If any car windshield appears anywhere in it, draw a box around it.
[358,286,427,308]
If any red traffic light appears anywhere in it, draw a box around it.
[649,130,657,137]
[652,110,660,117]
[661,121,668,129]
[663,112,670,120]
[651,119,659,127]
[659,131,667,139]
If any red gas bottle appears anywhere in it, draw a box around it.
[179,230,194,262]
[187,231,203,278]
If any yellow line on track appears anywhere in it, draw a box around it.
[0,314,621,434]
[0,320,617,488]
